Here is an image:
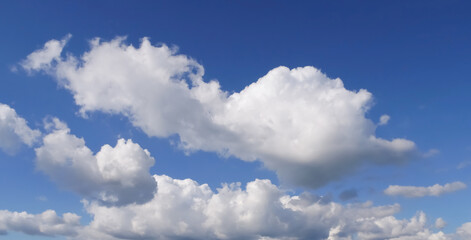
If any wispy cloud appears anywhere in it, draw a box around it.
[457,161,471,170]
[384,181,467,198]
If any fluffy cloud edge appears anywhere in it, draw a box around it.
[20,34,71,73]
[0,103,41,155]
[34,118,157,206]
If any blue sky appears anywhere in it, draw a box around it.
[1,1,471,239]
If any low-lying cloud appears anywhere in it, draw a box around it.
[0,114,459,239]
[0,209,80,237]
[384,181,467,198]
[0,175,457,240]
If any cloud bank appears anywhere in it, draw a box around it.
[384,182,467,198]
[78,175,452,240]
[21,35,418,188]
[0,114,458,240]
[0,103,41,155]
[0,176,455,240]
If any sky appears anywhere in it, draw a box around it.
[0,1,471,239]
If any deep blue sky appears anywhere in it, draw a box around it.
[1,1,471,239]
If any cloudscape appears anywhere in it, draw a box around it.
[1,1,471,240]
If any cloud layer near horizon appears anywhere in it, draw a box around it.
[0,176,456,240]
[21,35,418,188]
[0,104,465,240]
[384,182,467,198]
[79,175,450,240]
[0,209,80,237]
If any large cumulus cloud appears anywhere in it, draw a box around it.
[22,35,417,188]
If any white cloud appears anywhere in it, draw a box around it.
[435,218,447,229]
[379,114,390,125]
[22,36,418,188]
[354,212,451,240]
[1,182,451,240]
[0,209,80,237]
[35,118,156,206]
[20,34,71,73]
[71,175,448,240]
[26,126,444,239]
[0,123,451,239]
[457,222,471,239]
[384,181,467,198]
[0,103,41,154]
